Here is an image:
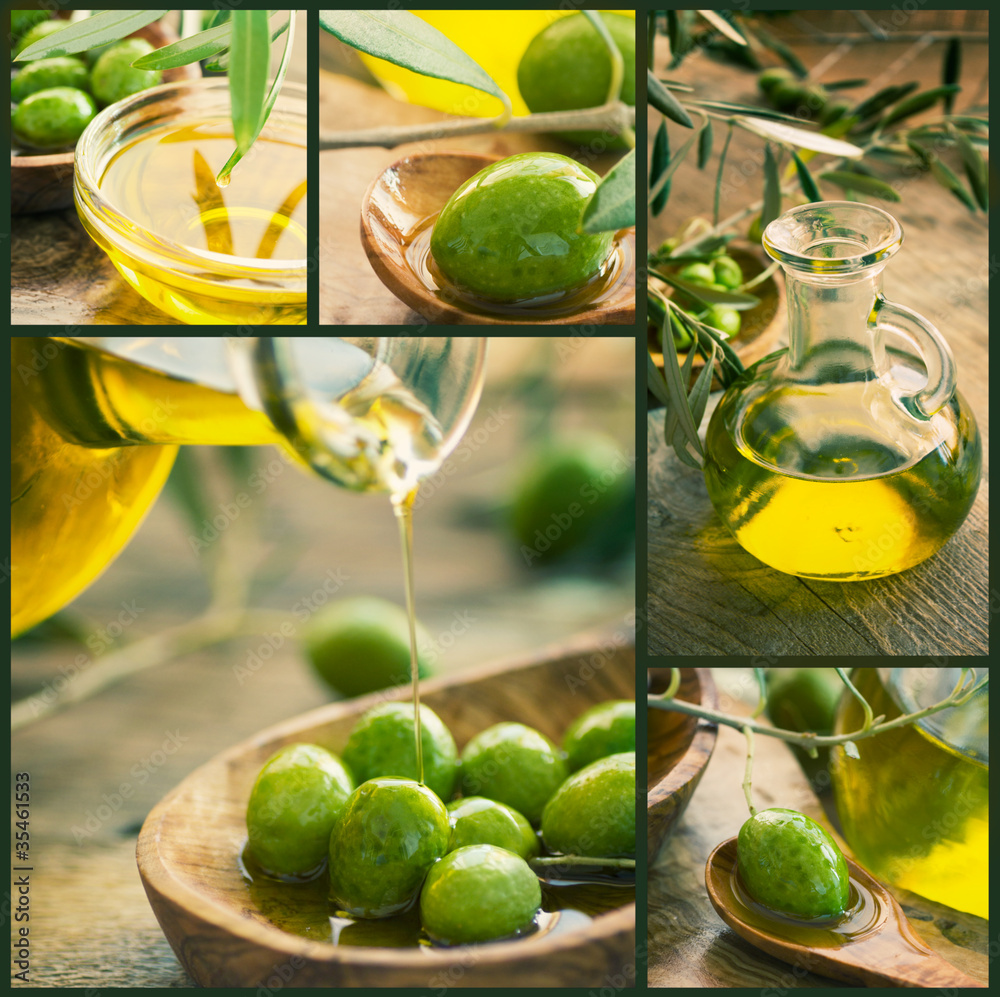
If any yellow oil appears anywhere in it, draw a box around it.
[359,11,635,117]
[703,384,981,580]
[90,122,306,325]
[11,337,281,636]
[832,669,988,919]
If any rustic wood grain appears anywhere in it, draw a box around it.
[646,34,989,656]
[647,675,989,987]
[319,73,634,325]
[646,668,718,863]
[137,641,635,988]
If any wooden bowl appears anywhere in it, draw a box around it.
[647,668,718,863]
[648,243,785,392]
[360,151,636,325]
[137,637,636,988]
[11,19,202,215]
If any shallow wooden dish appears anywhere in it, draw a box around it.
[360,151,636,326]
[648,243,785,392]
[647,668,718,863]
[138,637,636,988]
[11,19,202,215]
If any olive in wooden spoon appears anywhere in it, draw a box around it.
[706,835,985,987]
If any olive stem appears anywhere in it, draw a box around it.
[317,102,636,150]
[741,725,757,816]
[835,667,874,731]
[529,856,635,870]
[648,670,986,748]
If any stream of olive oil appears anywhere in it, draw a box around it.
[395,489,424,786]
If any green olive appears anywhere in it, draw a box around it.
[430,152,614,303]
[245,743,354,879]
[703,305,742,338]
[11,11,54,46]
[446,796,539,859]
[341,702,459,802]
[420,844,541,944]
[12,57,90,103]
[676,262,716,285]
[329,777,449,918]
[541,751,635,858]
[460,722,568,825]
[562,700,635,771]
[711,255,744,290]
[90,38,162,108]
[13,18,69,59]
[11,86,97,150]
[737,808,850,918]
[758,67,795,95]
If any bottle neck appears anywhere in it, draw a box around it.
[784,268,886,380]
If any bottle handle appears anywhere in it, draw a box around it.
[872,295,956,419]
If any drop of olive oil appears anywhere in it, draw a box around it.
[704,382,981,580]
[832,669,988,919]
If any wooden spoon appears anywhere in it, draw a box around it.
[360,151,636,325]
[11,19,202,215]
[706,837,985,987]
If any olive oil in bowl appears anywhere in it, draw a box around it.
[74,80,307,325]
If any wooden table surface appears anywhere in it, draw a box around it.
[10,342,636,986]
[646,30,989,656]
[647,669,989,988]
[318,73,632,325]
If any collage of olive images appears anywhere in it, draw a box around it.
[9,6,987,990]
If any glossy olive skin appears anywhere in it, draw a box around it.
[562,700,635,772]
[11,57,90,103]
[91,38,162,108]
[430,152,614,303]
[737,808,850,918]
[11,87,97,150]
[541,751,635,858]
[420,844,541,944]
[246,743,354,879]
[328,777,449,918]
[341,702,459,802]
[460,722,568,825]
[446,796,539,860]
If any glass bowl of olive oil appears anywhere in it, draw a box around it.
[74,79,307,325]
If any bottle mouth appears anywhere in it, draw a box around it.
[763,201,903,275]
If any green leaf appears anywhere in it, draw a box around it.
[714,124,733,225]
[651,121,671,215]
[208,16,288,72]
[791,149,821,201]
[819,170,901,201]
[761,143,782,227]
[942,37,961,113]
[735,116,864,157]
[647,349,671,408]
[851,82,919,123]
[696,9,746,46]
[14,9,169,61]
[581,148,636,233]
[929,158,978,211]
[953,128,988,210]
[747,23,807,77]
[648,129,698,206]
[823,78,868,91]
[658,275,760,310]
[879,85,961,129]
[133,21,237,69]
[685,98,808,125]
[229,11,271,154]
[698,119,713,169]
[648,70,694,128]
[319,9,510,114]
[686,340,716,427]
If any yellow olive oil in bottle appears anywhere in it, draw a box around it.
[831,668,988,919]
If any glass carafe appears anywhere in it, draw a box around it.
[11,337,486,636]
[704,202,981,581]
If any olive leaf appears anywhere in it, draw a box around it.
[851,82,919,124]
[650,121,671,215]
[685,98,809,125]
[580,10,624,105]
[819,170,901,202]
[656,274,760,310]
[735,116,864,157]
[229,12,270,154]
[648,71,694,128]
[879,85,961,129]
[942,37,961,114]
[697,118,713,168]
[581,148,636,234]
[929,158,978,211]
[696,9,746,47]
[648,129,698,206]
[319,9,510,115]
[744,22,807,78]
[791,150,821,201]
[952,127,988,209]
[761,143,782,227]
[14,9,169,61]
